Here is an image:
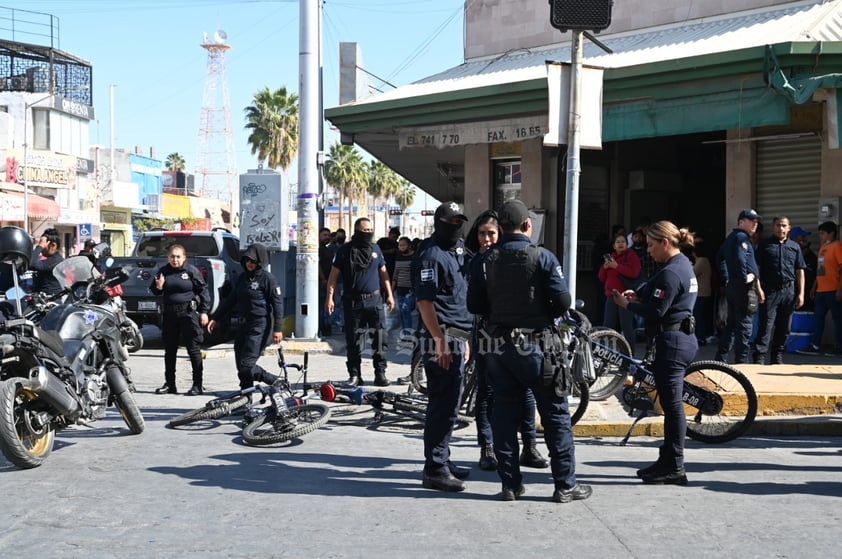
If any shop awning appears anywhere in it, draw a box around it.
[0,190,61,222]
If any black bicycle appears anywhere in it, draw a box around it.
[587,335,758,444]
[319,381,473,427]
[408,322,591,426]
[168,349,330,445]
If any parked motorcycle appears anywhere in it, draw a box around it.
[0,228,144,469]
[103,273,144,354]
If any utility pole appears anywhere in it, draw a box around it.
[295,0,321,339]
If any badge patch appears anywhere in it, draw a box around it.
[84,310,98,325]
[420,268,434,282]
[689,277,698,293]
[249,280,259,290]
[275,287,282,296]
[741,241,749,251]
[653,288,666,299]
[555,265,564,279]
[181,272,190,280]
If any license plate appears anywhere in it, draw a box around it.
[138,301,158,311]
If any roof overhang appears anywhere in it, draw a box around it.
[325,0,842,199]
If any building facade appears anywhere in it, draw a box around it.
[326,0,842,305]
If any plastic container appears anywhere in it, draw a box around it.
[785,332,811,353]
[790,312,815,334]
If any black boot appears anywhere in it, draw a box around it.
[479,444,498,471]
[520,442,549,469]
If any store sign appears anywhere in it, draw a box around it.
[5,149,78,189]
[399,116,548,150]
[544,62,604,149]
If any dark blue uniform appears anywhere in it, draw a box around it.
[412,236,472,478]
[332,240,388,379]
[214,243,284,389]
[627,252,698,471]
[753,235,806,364]
[716,229,759,363]
[150,262,211,389]
[29,246,64,295]
[467,233,578,493]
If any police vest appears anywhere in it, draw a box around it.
[486,244,549,330]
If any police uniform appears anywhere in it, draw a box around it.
[150,261,210,393]
[753,234,806,364]
[467,199,588,502]
[627,250,698,479]
[332,235,389,385]
[213,243,284,389]
[412,202,473,492]
[716,226,760,363]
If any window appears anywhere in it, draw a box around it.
[32,108,50,150]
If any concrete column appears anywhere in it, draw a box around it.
[724,128,755,234]
[463,143,490,219]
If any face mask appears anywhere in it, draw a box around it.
[434,220,464,247]
[352,231,374,245]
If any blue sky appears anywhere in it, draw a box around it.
[9,0,463,207]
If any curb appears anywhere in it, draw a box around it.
[573,414,842,438]
[201,340,334,360]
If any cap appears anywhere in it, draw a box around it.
[434,201,467,222]
[83,239,97,249]
[738,208,761,221]
[498,199,537,228]
[788,226,811,239]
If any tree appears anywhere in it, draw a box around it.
[324,142,367,232]
[165,152,186,172]
[367,160,402,233]
[244,86,299,171]
[395,179,416,231]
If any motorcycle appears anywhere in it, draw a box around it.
[0,243,144,469]
[103,273,144,354]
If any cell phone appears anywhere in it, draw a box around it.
[603,254,612,262]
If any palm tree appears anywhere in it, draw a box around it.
[367,160,402,233]
[324,142,368,232]
[394,179,416,231]
[165,152,186,172]
[244,86,299,172]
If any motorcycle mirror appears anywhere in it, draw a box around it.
[4,286,25,301]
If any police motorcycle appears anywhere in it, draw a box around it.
[108,283,144,354]
[0,227,144,469]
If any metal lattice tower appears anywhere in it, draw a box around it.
[195,30,238,204]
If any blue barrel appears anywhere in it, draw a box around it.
[790,312,815,334]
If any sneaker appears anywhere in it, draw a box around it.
[552,483,592,503]
[796,344,821,356]
[396,374,412,386]
[155,383,177,394]
[347,375,363,387]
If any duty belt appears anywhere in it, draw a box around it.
[343,291,380,301]
[164,302,195,313]
[766,280,793,290]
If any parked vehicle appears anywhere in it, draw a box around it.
[109,228,243,336]
[0,232,144,469]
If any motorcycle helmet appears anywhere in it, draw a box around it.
[0,226,34,272]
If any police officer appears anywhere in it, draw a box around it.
[752,216,806,365]
[208,243,284,389]
[150,244,211,395]
[715,209,764,363]
[612,220,698,485]
[325,217,395,387]
[412,201,473,492]
[467,199,591,503]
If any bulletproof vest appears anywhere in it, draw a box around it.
[485,244,549,329]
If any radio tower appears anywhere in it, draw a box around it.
[195,30,238,214]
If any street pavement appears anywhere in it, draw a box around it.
[0,325,840,558]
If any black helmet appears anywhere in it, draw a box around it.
[0,226,34,271]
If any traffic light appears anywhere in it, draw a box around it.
[389,209,402,216]
[420,210,434,216]
[548,0,613,32]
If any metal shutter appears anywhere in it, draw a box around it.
[755,136,821,231]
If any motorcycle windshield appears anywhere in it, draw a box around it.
[52,256,101,289]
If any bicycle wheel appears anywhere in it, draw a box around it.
[683,360,758,444]
[587,327,632,401]
[568,378,590,426]
[241,403,331,445]
[168,394,251,428]
[409,347,427,395]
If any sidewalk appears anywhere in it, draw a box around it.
[198,325,842,438]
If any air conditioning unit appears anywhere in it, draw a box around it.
[145,194,162,212]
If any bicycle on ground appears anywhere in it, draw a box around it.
[168,349,330,445]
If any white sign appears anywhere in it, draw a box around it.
[398,116,549,150]
[239,171,287,251]
[544,62,604,149]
